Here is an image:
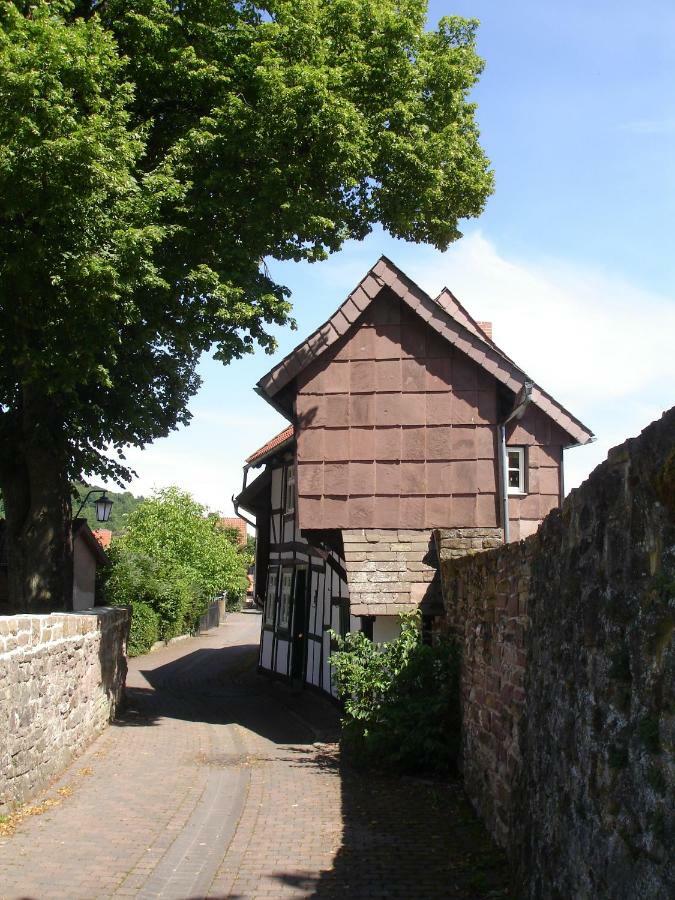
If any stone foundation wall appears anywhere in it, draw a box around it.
[343,528,500,616]
[438,408,675,898]
[0,607,129,812]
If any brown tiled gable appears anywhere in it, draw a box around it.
[257,256,594,448]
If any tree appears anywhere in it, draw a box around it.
[104,487,248,650]
[0,0,493,610]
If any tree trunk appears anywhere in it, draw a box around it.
[0,386,73,613]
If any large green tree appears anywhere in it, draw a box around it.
[0,0,492,610]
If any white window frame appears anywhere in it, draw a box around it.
[284,465,296,514]
[265,568,279,626]
[507,446,527,495]
[279,568,293,630]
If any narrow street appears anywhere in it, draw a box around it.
[0,613,510,899]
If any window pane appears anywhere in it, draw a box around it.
[265,571,278,624]
[508,450,520,469]
[509,470,520,488]
[279,570,293,628]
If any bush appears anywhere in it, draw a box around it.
[100,487,249,651]
[102,547,207,641]
[127,601,160,656]
[330,612,461,774]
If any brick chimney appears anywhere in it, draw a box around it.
[477,321,493,340]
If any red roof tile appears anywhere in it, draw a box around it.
[246,425,294,465]
[92,529,112,549]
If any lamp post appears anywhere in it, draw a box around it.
[74,489,114,523]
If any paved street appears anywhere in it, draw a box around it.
[0,613,510,899]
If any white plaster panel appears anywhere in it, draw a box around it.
[373,616,401,644]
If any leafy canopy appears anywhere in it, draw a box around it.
[0,0,492,484]
[104,486,248,649]
[116,486,248,598]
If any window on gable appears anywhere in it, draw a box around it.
[507,447,526,494]
[284,465,296,514]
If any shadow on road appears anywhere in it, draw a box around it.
[112,629,512,899]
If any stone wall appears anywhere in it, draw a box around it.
[439,539,530,849]
[0,607,129,812]
[343,527,501,616]
[438,408,675,898]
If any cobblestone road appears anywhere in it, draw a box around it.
[0,613,510,899]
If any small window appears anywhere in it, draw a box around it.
[284,466,296,514]
[265,569,278,626]
[507,447,526,494]
[279,568,293,630]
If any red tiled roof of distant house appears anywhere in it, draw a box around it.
[218,517,248,545]
[93,529,112,549]
[246,425,294,465]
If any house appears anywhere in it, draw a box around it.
[93,528,113,550]
[217,516,249,546]
[0,518,110,613]
[236,257,594,695]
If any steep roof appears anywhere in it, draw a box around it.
[246,425,294,466]
[256,256,594,447]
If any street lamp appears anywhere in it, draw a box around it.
[74,489,114,523]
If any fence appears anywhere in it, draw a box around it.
[198,597,226,633]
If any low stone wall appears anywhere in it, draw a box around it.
[343,527,501,616]
[438,408,675,898]
[0,607,129,812]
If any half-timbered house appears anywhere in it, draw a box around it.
[236,257,593,695]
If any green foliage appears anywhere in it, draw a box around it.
[126,600,160,656]
[244,535,256,565]
[0,0,492,491]
[330,612,460,774]
[102,487,248,651]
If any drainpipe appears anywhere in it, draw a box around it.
[232,463,257,530]
[499,382,534,544]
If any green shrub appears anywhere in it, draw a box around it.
[226,593,244,612]
[100,487,249,649]
[330,612,461,774]
[127,601,160,656]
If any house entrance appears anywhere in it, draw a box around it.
[291,566,308,682]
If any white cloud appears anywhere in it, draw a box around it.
[402,232,675,403]
[399,232,675,490]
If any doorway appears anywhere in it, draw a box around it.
[291,566,308,683]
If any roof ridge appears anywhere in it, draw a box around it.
[433,287,518,366]
[254,257,594,446]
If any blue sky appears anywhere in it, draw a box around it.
[119,1,675,513]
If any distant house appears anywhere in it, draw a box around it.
[218,516,248,546]
[0,518,109,613]
[93,528,113,550]
[236,257,594,695]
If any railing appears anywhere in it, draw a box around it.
[198,598,223,634]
